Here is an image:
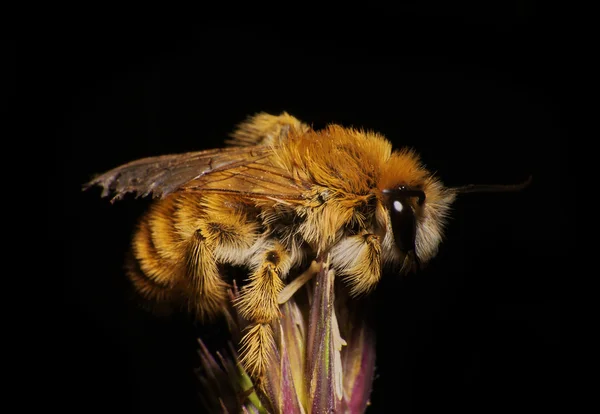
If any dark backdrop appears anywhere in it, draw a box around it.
[48,6,565,413]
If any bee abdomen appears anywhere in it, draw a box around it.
[129,193,258,321]
[132,215,182,288]
[125,251,176,315]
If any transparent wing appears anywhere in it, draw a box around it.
[84,145,308,202]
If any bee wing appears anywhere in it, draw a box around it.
[84,146,308,202]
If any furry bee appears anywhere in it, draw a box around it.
[85,112,529,380]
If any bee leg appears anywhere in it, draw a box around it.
[331,233,382,296]
[184,229,229,321]
[235,243,290,379]
[238,323,275,384]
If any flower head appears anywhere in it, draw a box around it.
[197,258,377,413]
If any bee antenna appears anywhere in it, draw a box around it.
[451,175,532,195]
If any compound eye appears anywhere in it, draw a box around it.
[388,197,417,254]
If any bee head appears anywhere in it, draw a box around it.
[379,150,531,274]
[377,149,456,273]
[379,179,454,273]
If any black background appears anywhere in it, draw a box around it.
[44,4,566,413]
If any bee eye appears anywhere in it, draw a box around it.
[388,197,417,254]
[382,186,425,256]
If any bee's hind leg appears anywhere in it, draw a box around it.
[235,242,291,380]
[183,229,231,321]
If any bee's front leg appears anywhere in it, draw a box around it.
[331,233,382,296]
[235,242,291,380]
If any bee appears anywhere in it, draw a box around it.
[85,112,530,380]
